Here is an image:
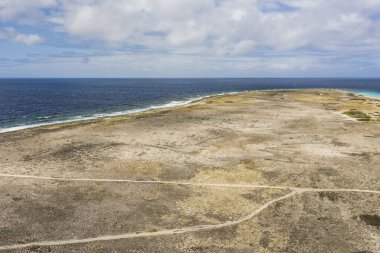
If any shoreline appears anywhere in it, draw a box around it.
[0,91,240,134]
[0,90,262,134]
[348,90,380,99]
[0,88,378,134]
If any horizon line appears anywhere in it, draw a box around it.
[1,77,380,79]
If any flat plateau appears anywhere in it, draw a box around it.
[0,89,379,252]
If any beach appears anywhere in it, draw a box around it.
[0,89,379,252]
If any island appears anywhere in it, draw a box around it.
[0,89,379,253]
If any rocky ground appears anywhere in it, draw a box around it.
[0,89,379,252]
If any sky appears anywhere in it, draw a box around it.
[0,0,380,78]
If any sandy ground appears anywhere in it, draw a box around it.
[0,89,379,252]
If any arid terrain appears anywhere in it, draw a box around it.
[0,89,379,253]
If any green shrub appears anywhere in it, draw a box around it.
[343,109,371,121]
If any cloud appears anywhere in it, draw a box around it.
[2,0,380,54]
[1,0,380,77]
[42,0,380,55]
[0,0,56,23]
[0,27,43,45]
[230,40,257,56]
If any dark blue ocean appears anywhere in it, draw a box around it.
[0,78,379,133]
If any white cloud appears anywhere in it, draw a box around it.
[2,0,380,54]
[43,0,380,54]
[231,40,257,56]
[0,0,56,23]
[0,27,43,45]
[1,0,380,76]
[229,9,247,22]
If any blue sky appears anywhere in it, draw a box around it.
[1,0,380,78]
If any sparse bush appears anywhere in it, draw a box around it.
[343,109,371,121]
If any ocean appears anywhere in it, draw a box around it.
[0,78,379,133]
